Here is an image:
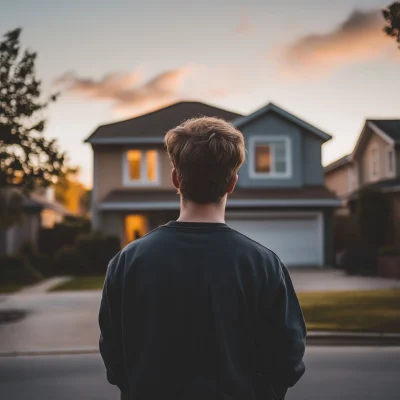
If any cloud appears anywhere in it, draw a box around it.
[277,9,397,78]
[234,16,254,34]
[55,65,242,117]
[114,67,193,115]
[54,70,143,100]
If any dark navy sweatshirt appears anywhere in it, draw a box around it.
[99,221,306,400]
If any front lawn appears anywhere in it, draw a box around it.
[298,289,400,333]
[51,275,105,291]
[0,283,24,294]
[50,276,400,333]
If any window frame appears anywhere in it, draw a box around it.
[123,149,160,186]
[387,148,395,175]
[249,135,292,179]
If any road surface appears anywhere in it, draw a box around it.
[0,346,399,399]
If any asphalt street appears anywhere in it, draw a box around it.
[0,346,399,400]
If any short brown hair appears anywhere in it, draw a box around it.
[165,117,245,204]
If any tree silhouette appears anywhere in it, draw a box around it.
[0,28,67,227]
[383,2,400,47]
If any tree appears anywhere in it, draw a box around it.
[383,2,400,47]
[55,167,90,215]
[356,188,392,248]
[0,28,67,227]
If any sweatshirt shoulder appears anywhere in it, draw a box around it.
[228,227,281,260]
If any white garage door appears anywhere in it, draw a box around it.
[227,213,323,267]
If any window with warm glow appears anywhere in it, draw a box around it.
[255,144,271,173]
[252,138,290,178]
[125,150,158,185]
[125,215,147,244]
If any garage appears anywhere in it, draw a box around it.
[226,212,324,267]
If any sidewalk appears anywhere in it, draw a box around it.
[290,268,400,293]
[17,277,72,295]
[0,270,399,355]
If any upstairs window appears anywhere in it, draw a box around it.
[388,149,394,173]
[124,150,159,186]
[250,136,291,178]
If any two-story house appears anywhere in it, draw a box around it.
[86,101,339,267]
[325,119,400,238]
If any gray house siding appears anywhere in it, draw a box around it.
[237,112,324,188]
[238,113,302,188]
[303,133,324,185]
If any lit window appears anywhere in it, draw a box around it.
[255,145,271,173]
[125,215,147,244]
[128,150,141,180]
[146,150,157,181]
[251,138,290,178]
[125,150,158,185]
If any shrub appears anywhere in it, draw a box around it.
[0,254,39,284]
[52,233,121,276]
[379,246,400,256]
[356,189,392,248]
[333,215,361,254]
[75,232,120,275]
[38,216,91,255]
[337,247,378,276]
[54,245,84,276]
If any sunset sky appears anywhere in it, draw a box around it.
[2,0,399,187]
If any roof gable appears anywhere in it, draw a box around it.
[368,120,400,142]
[324,155,352,174]
[233,102,332,142]
[85,101,242,144]
[353,121,395,158]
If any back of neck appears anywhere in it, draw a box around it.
[177,199,226,223]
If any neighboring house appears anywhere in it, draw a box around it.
[325,119,400,207]
[0,187,72,255]
[86,101,339,267]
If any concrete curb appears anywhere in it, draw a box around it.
[306,331,400,346]
[1,332,400,357]
[0,347,99,357]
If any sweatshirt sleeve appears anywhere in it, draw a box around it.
[99,253,128,392]
[268,261,306,396]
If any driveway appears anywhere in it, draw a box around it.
[290,268,400,293]
[0,291,101,353]
[0,269,399,353]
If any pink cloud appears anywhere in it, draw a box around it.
[276,9,398,79]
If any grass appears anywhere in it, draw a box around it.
[298,289,400,333]
[0,283,24,294]
[50,276,400,333]
[51,275,105,292]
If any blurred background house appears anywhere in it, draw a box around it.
[87,101,339,267]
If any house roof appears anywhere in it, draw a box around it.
[85,101,243,144]
[367,120,400,142]
[29,193,73,215]
[329,120,400,167]
[99,187,339,211]
[324,155,352,174]
[233,103,332,142]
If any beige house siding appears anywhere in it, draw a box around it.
[94,147,174,202]
[325,166,351,198]
[359,132,395,186]
[95,148,124,202]
[101,211,125,244]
